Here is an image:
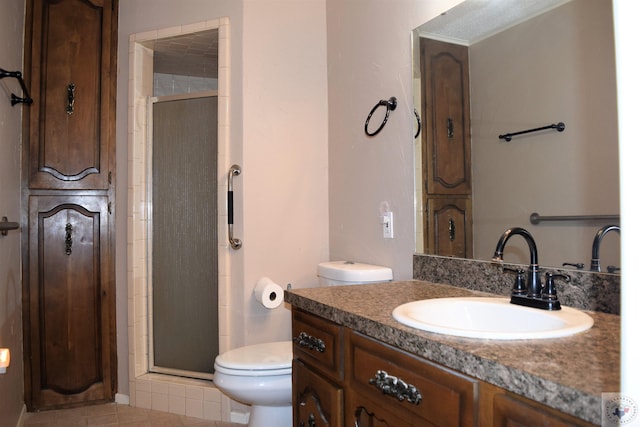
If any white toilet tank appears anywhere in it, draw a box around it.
[317,261,393,287]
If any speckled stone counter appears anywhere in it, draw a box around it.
[285,281,620,425]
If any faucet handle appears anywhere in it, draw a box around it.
[503,267,526,295]
[542,273,570,300]
[562,262,585,270]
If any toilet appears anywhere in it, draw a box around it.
[213,261,392,427]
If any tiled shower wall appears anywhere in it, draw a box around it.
[127,18,236,421]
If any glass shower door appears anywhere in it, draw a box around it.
[149,95,218,379]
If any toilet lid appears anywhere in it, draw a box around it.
[214,341,292,376]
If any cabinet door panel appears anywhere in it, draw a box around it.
[421,38,471,195]
[27,195,114,408]
[27,0,116,189]
[347,331,476,427]
[426,197,472,258]
[293,360,343,427]
[493,393,596,427]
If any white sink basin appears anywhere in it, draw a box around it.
[392,297,593,340]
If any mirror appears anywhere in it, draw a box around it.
[413,0,620,273]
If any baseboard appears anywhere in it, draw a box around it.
[115,393,130,405]
[15,404,27,427]
[230,411,250,424]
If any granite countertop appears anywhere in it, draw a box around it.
[285,280,620,425]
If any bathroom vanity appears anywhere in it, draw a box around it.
[286,281,619,426]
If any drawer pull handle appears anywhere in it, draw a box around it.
[368,370,422,405]
[293,332,326,353]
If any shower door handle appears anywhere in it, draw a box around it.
[227,164,242,250]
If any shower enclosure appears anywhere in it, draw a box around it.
[149,95,219,379]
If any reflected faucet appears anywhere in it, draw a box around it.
[590,225,620,272]
[493,227,542,297]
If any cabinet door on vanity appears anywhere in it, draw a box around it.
[293,360,343,427]
[26,195,115,409]
[346,331,477,427]
[25,0,116,190]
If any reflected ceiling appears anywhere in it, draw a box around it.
[417,0,571,45]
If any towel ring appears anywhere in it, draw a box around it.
[364,97,397,136]
[414,108,421,139]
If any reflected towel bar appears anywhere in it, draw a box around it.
[530,212,620,225]
[499,122,565,142]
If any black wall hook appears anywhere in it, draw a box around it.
[0,68,33,106]
[365,97,397,136]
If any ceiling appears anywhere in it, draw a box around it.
[416,0,571,45]
[147,29,219,78]
[147,1,571,77]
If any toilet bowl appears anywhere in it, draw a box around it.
[213,261,392,427]
[214,341,293,427]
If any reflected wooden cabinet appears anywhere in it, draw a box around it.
[22,0,118,410]
[427,197,472,258]
[420,37,473,257]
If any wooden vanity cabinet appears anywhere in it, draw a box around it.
[291,308,597,427]
[292,310,344,426]
[483,386,597,427]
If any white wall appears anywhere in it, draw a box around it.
[117,0,329,398]
[241,0,329,344]
[326,0,462,279]
[0,0,25,424]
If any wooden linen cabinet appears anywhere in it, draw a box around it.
[21,0,118,410]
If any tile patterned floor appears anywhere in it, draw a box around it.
[22,403,244,426]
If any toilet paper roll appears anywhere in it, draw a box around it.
[254,277,284,309]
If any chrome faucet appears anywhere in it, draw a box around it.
[590,225,620,272]
[493,227,542,297]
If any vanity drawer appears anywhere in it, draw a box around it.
[346,331,477,426]
[292,309,343,381]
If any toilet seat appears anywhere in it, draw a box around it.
[214,341,292,376]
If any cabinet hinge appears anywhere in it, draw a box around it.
[108,171,112,185]
[108,202,112,214]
